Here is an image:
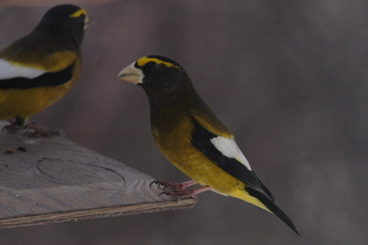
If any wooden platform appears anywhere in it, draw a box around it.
[0,121,196,229]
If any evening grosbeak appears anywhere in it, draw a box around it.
[117,55,299,235]
[0,4,90,136]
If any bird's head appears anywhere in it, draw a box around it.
[37,4,91,45]
[117,55,195,108]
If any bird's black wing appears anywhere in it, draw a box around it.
[190,116,300,235]
[190,117,275,201]
[0,62,75,89]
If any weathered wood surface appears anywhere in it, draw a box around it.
[0,121,196,229]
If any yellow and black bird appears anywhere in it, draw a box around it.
[0,4,90,136]
[117,55,299,235]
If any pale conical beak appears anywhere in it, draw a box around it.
[84,15,97,29]
[116,62,144,84]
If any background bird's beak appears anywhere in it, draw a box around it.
[116,62,144,84]
[84,16,96,29]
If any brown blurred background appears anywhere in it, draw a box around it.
[1,0,367,244]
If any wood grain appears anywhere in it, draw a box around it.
[0,121,196,228]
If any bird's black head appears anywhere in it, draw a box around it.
[137,55,184,90]
[119,55,197,108]
[36,4,89,46]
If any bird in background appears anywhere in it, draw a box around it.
[0,4,91,136]
[117,55,299,235]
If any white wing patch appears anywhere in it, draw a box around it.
[0,59,45,79]
[210,136,252,170]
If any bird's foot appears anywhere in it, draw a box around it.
[2,124,20,132]
[23,121,63,137]
[151,179,209,199]
[150,179,198,191]
[159,186,211,200]
[2,119,61,137]
[2,119,24,132]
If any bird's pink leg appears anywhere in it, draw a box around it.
[151,179,211,199]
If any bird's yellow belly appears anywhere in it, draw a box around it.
[159,140,243,195]
[0,81,74,120]
[159,141,269,210]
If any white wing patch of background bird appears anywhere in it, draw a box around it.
[0,59,44,79]
[210,136,252,170]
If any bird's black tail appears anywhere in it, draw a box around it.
[246,187,300,236]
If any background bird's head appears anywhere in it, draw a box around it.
[35,4,90,47]
[117,55,196,108]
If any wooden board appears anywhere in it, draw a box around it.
[0,121,196,228]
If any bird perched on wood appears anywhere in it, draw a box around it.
[0,4,90,136]
[117,55,299,235]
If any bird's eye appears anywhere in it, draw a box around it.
[145,62,158,71]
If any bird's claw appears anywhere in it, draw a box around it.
[2,120,62,137]
[2,124,17,132]
[152,180,196,200]
[2,119,23,132]
[150,179,186,191]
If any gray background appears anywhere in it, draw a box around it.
[0,1,367,244]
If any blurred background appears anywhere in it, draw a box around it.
[0,0,367,244]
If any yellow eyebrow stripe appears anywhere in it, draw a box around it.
[137,57,179,68]
[70,8,87,18]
